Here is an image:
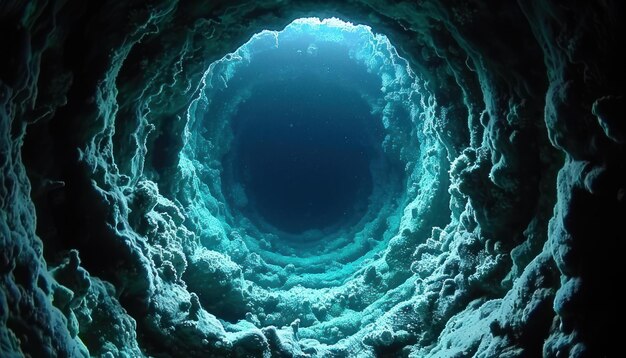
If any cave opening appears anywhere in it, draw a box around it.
[219,20,388,238]
[188,17,415,250]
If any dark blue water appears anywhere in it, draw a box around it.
[224,37,384,235]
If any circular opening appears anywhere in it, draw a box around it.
[187,18,423,267]
[214,21,396,241]
[228,79,381,235]
[178,17,446,351]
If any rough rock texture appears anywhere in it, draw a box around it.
[1,0,624,357]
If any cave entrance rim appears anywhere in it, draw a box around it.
[185,15,419,254]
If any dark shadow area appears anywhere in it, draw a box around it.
[229,78,381,234]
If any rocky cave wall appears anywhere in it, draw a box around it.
[1,0,624,357]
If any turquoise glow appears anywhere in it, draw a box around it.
[175,18,447,350]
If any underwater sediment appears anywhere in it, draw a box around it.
[1,1,624,357]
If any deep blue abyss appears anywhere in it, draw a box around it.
[226,38,384,235]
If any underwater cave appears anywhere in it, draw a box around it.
[1,1,624,357]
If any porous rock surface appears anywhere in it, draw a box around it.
[1,1,623,357]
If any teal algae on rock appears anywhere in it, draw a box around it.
[1,1,624,357]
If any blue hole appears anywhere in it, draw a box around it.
[230,78,382,234]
